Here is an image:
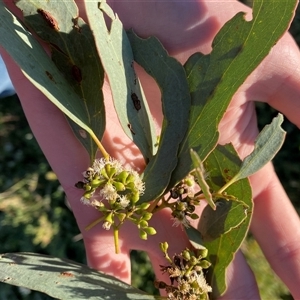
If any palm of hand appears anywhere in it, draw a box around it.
[2,0,300,298]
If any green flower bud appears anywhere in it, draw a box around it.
[96,202,107,212]
[100,167,109,179]
[135,203,150,214]
[143,226,156,235]
[178,187,185,195]
[199,260,211,269]
[126,181,135,190]
[82,191,92,199]
[104,211,114,224]
[104,163,112,176]
[116,170,129,184]
[116,212,127,222]
[138,220,148,228]
[200,293,209,300]
[176,201,187,211]
[125,173,136,184]
[90,178,106,188]
[82,184,92,192]
[185,178,194,187]
[198,248,208,258]
[139,202,150,210]
[182,249,191,261]
[141,212,153,221]
[130,191,140,203]
[112,181,125,191]
[160,242,169,253]
[139,230,147,240]
[190,279,199,290]
[190,256,198,266]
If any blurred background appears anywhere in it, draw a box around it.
[1,1,300,299]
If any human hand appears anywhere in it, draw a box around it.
[1,0,300,298]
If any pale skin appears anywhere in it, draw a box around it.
[1,0,300,298]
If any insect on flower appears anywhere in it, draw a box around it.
[37,8,59,31]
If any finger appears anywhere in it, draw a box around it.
[250,163,300,299]
[244,33,300,128]
[108,0,252,60]
[218,251,260,300]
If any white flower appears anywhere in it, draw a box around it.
[102,221,112,230]
[129,170,145,195]
[118,195,130,208]
[100,183,118,201]
[92,157,123,174]
[92,158,106,173]
[90,198,103,208]
[80,196,91,205]
[192,271,212,293]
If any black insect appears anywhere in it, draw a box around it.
[131,93,141,111]
[37,8,59,31]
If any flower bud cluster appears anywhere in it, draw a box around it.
[75,158,156,239]
[155,242,212,300]
[168,177,200,228]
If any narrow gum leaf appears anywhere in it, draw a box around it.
[202,144,253,297]
[15,0,106,159]
[227,114,286,186]
[0,3,97,145]
[85,1,157,161]
[127,30,191,202]
[0,252,162,299]
[168,0,298,189]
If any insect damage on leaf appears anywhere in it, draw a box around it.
[127,123,136,135]
[71,65,82,83]
[45,71,56,83]
[37,9,59,31]
[131,93,141,111]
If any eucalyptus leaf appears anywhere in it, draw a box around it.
[0,252,161,300]
[0,3,101,157]
[85,1,157,161]
[169,0,297,188]
[127,30,191,202]
[218,113,286,193]
[185,226,206,250]
[201,144,253,297]
[16,0,106,159]
[198,198,249,243]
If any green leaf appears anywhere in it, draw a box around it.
[15,0,106,159]
[0,3,102,158]
[185,226,206,251]
[219,113,286,193]
[190,149,216,210]
[85,1,157,161]
[0,252,162,300]
[127,30,191,203]
[168,0,297,188]
[201,144,253,298]
[198,199,249,242]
